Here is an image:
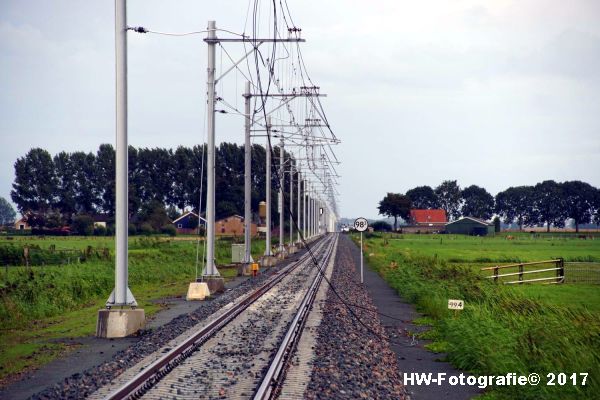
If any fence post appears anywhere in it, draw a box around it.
[557,258,564,283]
[494,266,499,283]
[519,264,523,284]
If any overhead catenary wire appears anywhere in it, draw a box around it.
[128,1,385,343]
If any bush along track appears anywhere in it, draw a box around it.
[354,235,600,400]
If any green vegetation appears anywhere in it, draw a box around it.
[357,233,600,399]
[0,235,267,384]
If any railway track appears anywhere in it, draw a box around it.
[91,233,338,400]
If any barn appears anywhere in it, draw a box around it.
[216,215,257,237]
[409,209,447,226]
[401,209,447,233]
[172,211,206,235]
[445,217,495,236]
[13,217,31,231]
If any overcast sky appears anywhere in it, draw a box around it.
[1,0,599,219]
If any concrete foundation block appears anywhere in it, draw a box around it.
[186,282,210,301]
[96,308,145,338]
[259,255,277,268]
[203,276,225,294]
[237,263,251,276]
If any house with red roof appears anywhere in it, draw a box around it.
[409,209,447,226]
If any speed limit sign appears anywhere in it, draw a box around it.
[354,217,369,232]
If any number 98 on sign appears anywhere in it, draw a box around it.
[354,217,369,232]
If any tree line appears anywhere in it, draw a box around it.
[378,180,600,232]
[10,144,295,231]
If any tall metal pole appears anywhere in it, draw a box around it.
[204,20,218,276]
[313,197,317,237]
[265,116,272,256]
[108,0,136,307]
[308,185,312,238]
[278,137,285,252]
[297,170,301,243]
[315,196,318,236]
[289,166,293,245]
[243,81,252,263]
[302,177,306,239]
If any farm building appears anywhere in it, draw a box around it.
[92,214,111,229]
[172,211,206,235]
[445,217,495,236]
[409,209,447,226]
[216,214,257,237]
[13,217,31,231]
[400,209,447,233]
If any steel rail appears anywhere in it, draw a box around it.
[253,233,338,400]
[104,235,333,400]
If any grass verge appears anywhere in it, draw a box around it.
[0,235,266,384]
[356,234,600,400]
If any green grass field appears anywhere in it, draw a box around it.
[356,232,600,400]
[0,235,269,384]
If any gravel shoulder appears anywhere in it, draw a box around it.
[305,234,406,400]
[344,234,482,400]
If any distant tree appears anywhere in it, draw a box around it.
[0,197,16,225]
[561,181,597,233]
[378,193,411,231]
[11,148,57,213]
[165,205,179,221]
[128,146,142,217]
[435,180,462,220]
[461,185,494,220]
[406,186,439,209]
[495,186,537,230]
[96,144,115,215]
[188,145,208,212]
[69,152,98,214]
[492,216,501,233]
[594,199,600,228]
[53,152,78,218]
[43,208,65,229]
[171,146,194,210]
[533,180,566,232]
[217,201,240,220]
[371,220,392,232]
[138,200,171,231]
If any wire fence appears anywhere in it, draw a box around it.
[564,262,600,284]
[1,245,111,267]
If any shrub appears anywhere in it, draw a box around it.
[128,223,137,236]
[93,225,107,236]
[371,220,392,232]
[72,215,94,236]
[138,223,154,236]
[160,225,177,237]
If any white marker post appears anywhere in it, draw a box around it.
[354,217,369,284]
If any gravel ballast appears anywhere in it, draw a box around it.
[27,250,307,400]
[305,235,406,400]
